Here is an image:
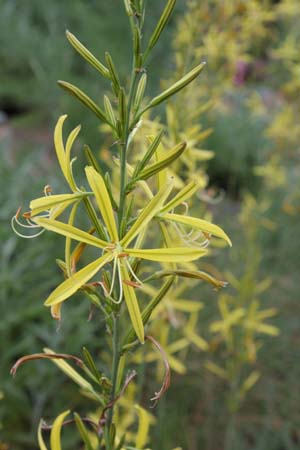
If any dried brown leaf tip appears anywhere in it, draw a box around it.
[10,353,83,377]
[146,335,171,407]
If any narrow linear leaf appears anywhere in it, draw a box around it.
[145,62,206,111]
[105,52,121,96]
[133,130,164,178]
[144,269,227,290]
[66,30,110,78]
[147,0,176,53]
[133,73,147,113]
[84,144,103,176]
[118,87,127,132]
[104,95,117,129]
[138,142,186,181]
[58,81,109,124]
[74,413,95,450]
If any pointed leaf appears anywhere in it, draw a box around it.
[146,63,206,109]
[161,213,232,246]
[85,166,119,242]
[138,142,186,181]
[44,252,113,306]
[74,413,95,450]
[147,0,176,53]
[132,130,164,178]
[50,410,70,450]
[120,263,144,343]
[58,81,109,123]
[66,30,110,78]
[133,73,147,113]
[33,217,108,248]
[126,247,207,262]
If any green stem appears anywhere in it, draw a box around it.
[105,315,120,449]
[106,11,142,448]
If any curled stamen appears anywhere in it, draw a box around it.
[170,221,210,248]
[11,213,45,239]
[108,256,118,297]
[44,184,52,196]
[116,259,123,304]
[125,258,143,286]
[105,259,123,305]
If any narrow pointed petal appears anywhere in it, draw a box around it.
[125,247,207,262]
[50,410,70,450]
[162,213,232,246]
[120,263,144,343]
[38,420,49,450]
[121,181,173,247]
[65,124,81,191]
[54,115,68,181]
[160,180,199,214]
[33,217,108,248]
[44,253,113,307]
[30,193,86,217]
[85,166,119,242]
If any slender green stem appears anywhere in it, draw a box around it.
[105,314,120,449]
[105,10,143,448]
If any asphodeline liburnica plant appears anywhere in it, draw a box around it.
[11,1,231,449]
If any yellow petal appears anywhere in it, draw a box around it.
[135,405,155,449]
[65,125,81,191]
[85,166,119,242]
[162,213,232,246]
[38,420,49,450]
[50,410,70,450]
[33,217,107,248]
[126,247,207,262]
[121,181,173,247]
[30,193,85,217]
[120,263,144,343]
[160,180,199,214]
[54,115,68,182]
[44,252,113,306]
